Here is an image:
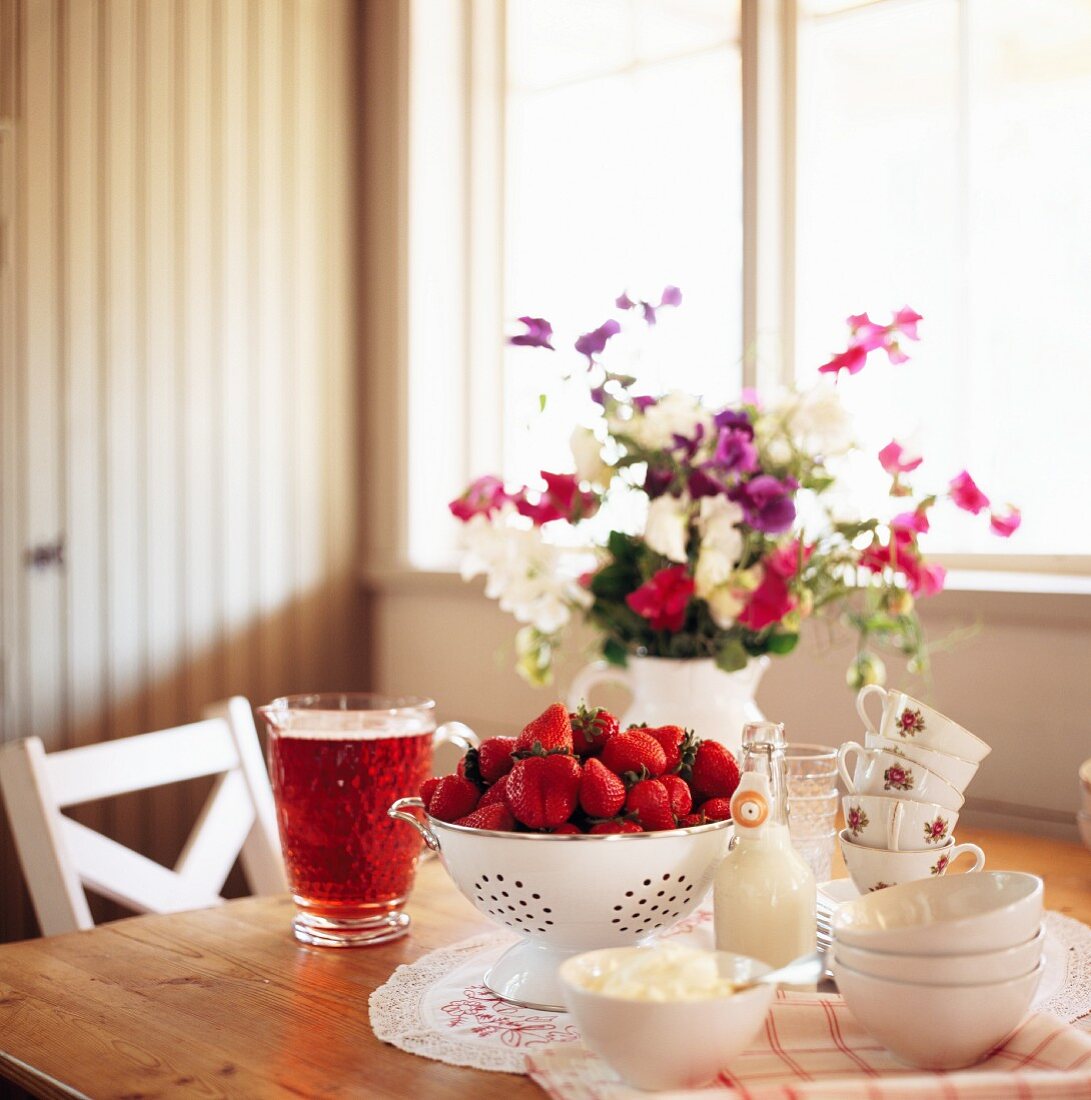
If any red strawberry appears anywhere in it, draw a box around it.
[426,775,480,822]
[504,753,581,829]
[478,737,517,783]
[578,757,626,819]
[515,703,574,756]
[642,725,686,772]
[625,778,676,832]
[420,776,441,807]
[569,704,619,756]
[700,796,732,822]
[600,730,667,778]
[590,819,643,834]
[552,822,583,834]
[689,741,741,801]
[454,803,516,831]
[660,773,693,817]
[676,812,705,828]
[478,773,510,808]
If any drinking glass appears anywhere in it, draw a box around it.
[257,693,474,947]
[784,743,839,883]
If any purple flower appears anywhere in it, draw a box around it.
[643,465,675,500]
[632,395,658,412]
[671,422,706,461]
[660,285,682,308]
[712,427,759,475]
[615,292,636,310]
[730,475,798,534]
[589,384,607,407]
[509,317,554,350]
[713,408,754,437]
[687,467,725,499]
[575,319,621,362]
[642,301,658,325]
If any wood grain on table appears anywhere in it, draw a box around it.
[0,827,1087,1100]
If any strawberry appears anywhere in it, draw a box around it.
[504,753,581,829]
[660,773,693,817]
[625,778,676,832]
[478,773,510,808]
[551,822,583,835]
[515,702,574,756]
[569,704,619,756]
[688,741,741,801]
[578,757,626,819]
[477,737,517,783]
[641,725,687,773]
[590,819,643,834]
[420,776,441,807]
[426,774,480,823]
[600,730,667,778]
[454,803,516,831]
[676,812,705,829]
[700,796,732,822]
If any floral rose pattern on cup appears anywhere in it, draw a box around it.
[897,707,926,736]
[883,764,914,791]
[923,816,949,845]
[846,805,870,837]
[869,882,894,892]
[930,853,950,875]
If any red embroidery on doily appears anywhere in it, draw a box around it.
[439,984,580,1048]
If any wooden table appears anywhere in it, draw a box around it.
[1,827,1088,1099]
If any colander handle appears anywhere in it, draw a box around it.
[388,796,440,853]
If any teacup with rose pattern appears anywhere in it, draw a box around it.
[842,794,959,852]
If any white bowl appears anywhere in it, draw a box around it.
[832,957,1041,1069]
[831,871,1044,955]
[560,947,775,1090]
[389,797,732,1009]
[833,925,1044,984]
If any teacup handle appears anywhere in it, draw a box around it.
[435,721,478,754]
[567,660,631,711]
[946,843,986,873]
[887,800,905,852]
[836,741,876,794]
[855,683,889,736]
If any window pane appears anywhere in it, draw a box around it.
[504,0,743,489]
[796,0,1091,556]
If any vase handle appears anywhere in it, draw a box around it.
[567,660,631,712]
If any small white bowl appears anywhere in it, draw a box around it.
[832,957,1041,1069]
[831,871,1043,955]
[833,925,1044,984]
[559,947,774,1090]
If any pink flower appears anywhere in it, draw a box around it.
[821,307,923,377]
[891,507,930,535]
[859,530,945,598]
[626,566,695,633]
[737,541,811,631]
[509,317,554,350]
[818,345,868,377]
[449,475,512,522]
[878,440,923,476]
[949,470,990,515]
[915,563,947,597]
[891,306,923,341]
[990,506,1022,538]
[516,471,599,526]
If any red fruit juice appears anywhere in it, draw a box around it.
[268,728,433,921]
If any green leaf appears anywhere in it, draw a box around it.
[716,637,750,673]
[538,393,548,412]
[603,639,628,667]
[766,632,799,655]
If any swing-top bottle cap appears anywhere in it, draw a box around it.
[741,720,786,751]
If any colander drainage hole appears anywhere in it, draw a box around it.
[496,874,504,881]
[642,879,651,886]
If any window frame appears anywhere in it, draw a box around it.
[369,0,1091,585]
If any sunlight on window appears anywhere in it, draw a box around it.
[503,0,744,490]
[796,0,1091,556]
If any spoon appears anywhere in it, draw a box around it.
[733,950,826,992]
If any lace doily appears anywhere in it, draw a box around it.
[368,907,1091,1075]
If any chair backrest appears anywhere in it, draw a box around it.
[0,696,287,936]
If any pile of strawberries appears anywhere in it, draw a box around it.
[419,702,741,834]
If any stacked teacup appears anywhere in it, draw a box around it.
[837,686,990,893]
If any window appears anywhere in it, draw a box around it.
[404,0,1090,572]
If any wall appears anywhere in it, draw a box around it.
[367,574,1090,843]
[0,0,362,944]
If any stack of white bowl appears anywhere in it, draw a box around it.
[836,686,989,893]
[829,872,1045,1070]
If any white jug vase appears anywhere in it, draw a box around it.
[566,655,769,759]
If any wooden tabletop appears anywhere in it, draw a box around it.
[0,826,1088,1099]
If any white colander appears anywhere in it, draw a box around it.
[389,797,733,1009]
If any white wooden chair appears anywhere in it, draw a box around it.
[0,696,287,936]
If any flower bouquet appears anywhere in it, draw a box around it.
[449,290,1019,687]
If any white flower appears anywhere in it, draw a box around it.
[644,494,691,563]
[694,545,734,599]
[697,497,744,564]
[624,392,715,453]
[707,586,745,630]
[775,380,854,457]
[570,426,609,486]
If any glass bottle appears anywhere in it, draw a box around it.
[713,721,816,968]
